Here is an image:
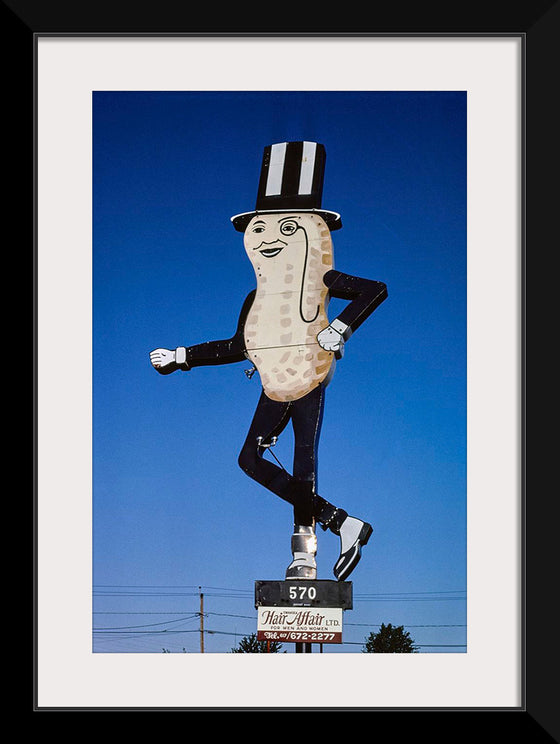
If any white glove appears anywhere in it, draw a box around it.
[317,319,349,358]
[149,347,189,373]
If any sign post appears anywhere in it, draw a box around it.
[255,580,352,652]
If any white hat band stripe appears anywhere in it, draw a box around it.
[231,141,342,231]
[265,142,287,196]
[298,141,317,195]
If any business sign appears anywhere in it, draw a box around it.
[257,606,343,644]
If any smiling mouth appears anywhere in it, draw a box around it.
[259,246,284,258]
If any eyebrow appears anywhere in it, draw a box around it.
[278,215,299,222]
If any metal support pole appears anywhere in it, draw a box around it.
[296,642,312,653]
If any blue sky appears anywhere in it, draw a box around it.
[92,90,467,653]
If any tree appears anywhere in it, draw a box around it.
[362,623,418,653]
[231,633,284,653]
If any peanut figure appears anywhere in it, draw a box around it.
[150,142,387,581]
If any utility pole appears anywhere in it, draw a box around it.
[199,587,204,653]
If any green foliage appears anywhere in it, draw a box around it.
[231,633,284,653]
[362,623,418,653]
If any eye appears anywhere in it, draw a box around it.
[280,220,298,236]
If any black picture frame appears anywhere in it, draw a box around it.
[13,0,552,734]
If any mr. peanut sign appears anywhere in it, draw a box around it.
[150,141,387,582]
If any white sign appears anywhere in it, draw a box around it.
[257,606,343,644]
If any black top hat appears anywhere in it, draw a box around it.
[231,141,342,232]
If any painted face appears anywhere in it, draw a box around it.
[244,212,331,267]
[244,213,306,261]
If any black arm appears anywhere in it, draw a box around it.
[323,269,388,339]
[180,289,256,369]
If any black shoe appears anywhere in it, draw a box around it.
[333,517,373,581]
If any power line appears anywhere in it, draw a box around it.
[342,642,467,648]
[346,622,466,628]
[93,629,202,635]
[92,610,466,629]
[93,615,199,630]
[356,597,466,602]
[93,587,465,602]
[93,585,252,593]
[92,584,466,595]
[92,627,467,648]
[358,590,465,595]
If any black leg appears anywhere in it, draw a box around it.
[238,391,293,503]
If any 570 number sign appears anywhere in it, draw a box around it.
[254,580,353,610]
[288,585,317,601]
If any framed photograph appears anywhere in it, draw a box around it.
[18,3,549,728]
